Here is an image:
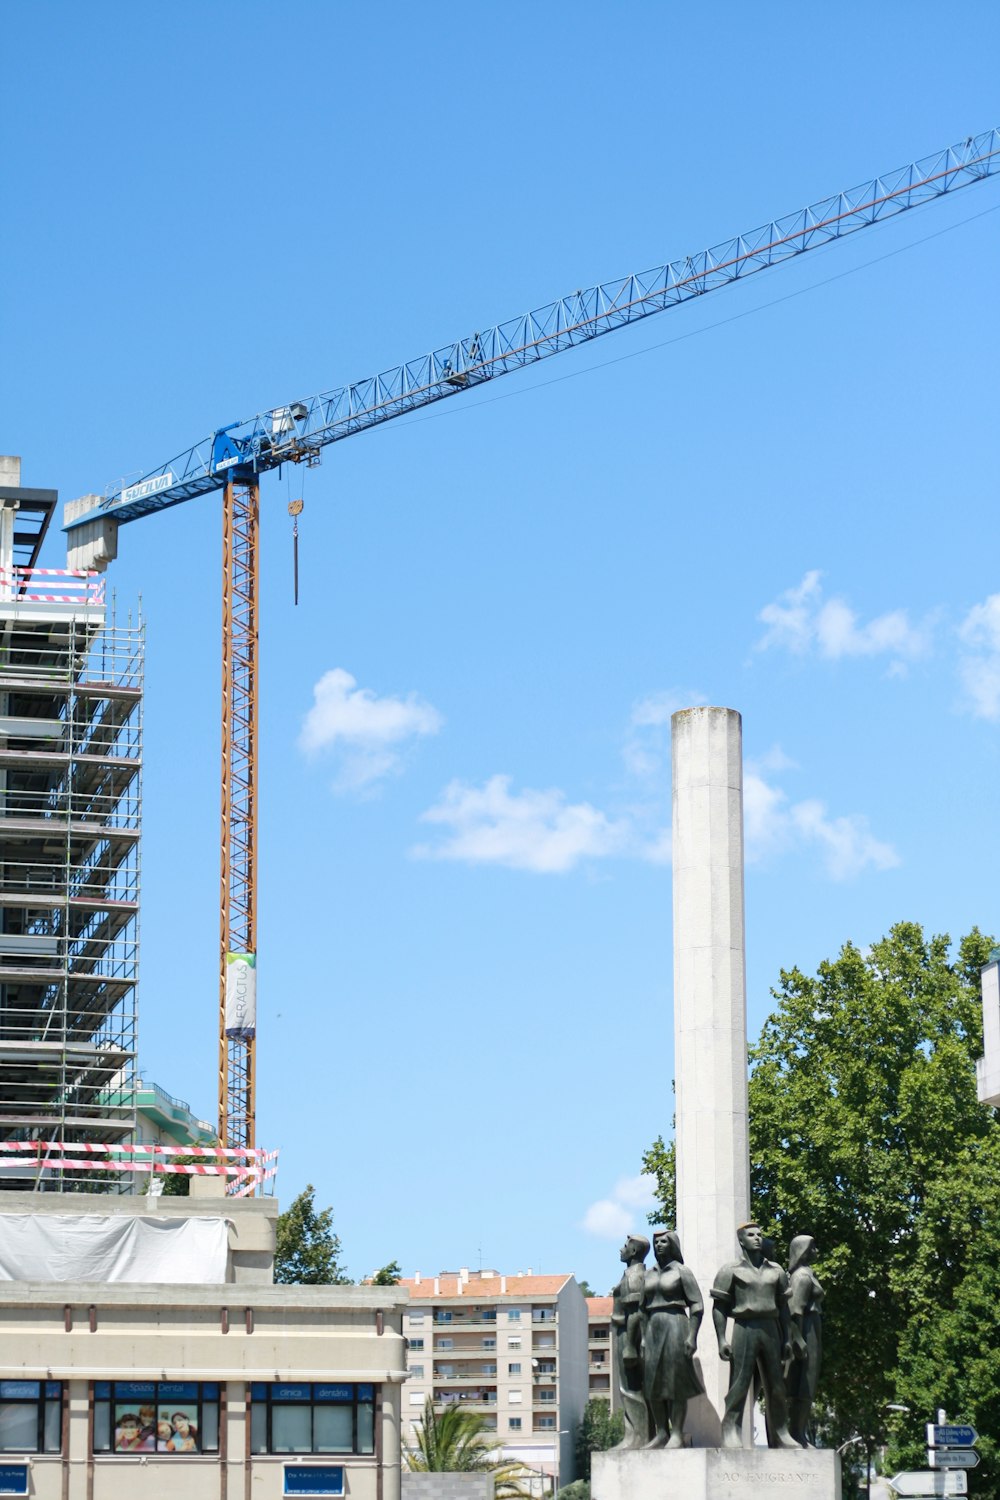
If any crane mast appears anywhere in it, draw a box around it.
[62,127,1000,1159]
[220,478,259,1151]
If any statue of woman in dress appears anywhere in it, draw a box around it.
[642,1229,705,1449]
[784,1234,824,1446]
[610,1234,650,1448]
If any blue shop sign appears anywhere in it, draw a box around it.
[0,1464,28,1496]
[283,1465,345,1496]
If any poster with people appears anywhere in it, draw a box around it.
[157,1406,199,1453]
[113,1402,155,1451]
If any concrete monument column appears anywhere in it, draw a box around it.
[671,706,751,1444]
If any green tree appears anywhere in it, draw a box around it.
[557,1483,591,1500]
[576,1279,596,1298]
[640,1134,675,1226]
[371,1260,402,1285]
[642,924,1000,1498]
[574,1398,624,1479]
[404,1398,531,1497]
[274,1185,351,1285]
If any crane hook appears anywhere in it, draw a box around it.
[288,499,303,605]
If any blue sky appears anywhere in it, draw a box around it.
[3,2,999,1290]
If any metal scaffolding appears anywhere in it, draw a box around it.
[0,578,142,1191]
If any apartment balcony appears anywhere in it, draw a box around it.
[433,1367,498,1382]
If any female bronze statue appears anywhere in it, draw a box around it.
[642,1229,705,1448]
[785,1234,824,1446]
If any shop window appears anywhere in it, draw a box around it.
[93,1382,219,1455]
[250,1383,375,1456]
[0,1381,62,1454]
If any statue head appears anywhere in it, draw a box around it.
[652,1229,683,1266]
[736,1222,764,1257]
[788,1234,817,1272]
[620,1233,650,1265]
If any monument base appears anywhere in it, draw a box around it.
[592,1447,841,1500]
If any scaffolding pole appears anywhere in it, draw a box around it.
[219,478,258,1155]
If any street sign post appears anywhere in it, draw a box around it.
[928,1450,979,1470]
[927,1425,978,1449]
[890,1472,967,1497]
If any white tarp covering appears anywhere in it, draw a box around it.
[0,1214,229,1283]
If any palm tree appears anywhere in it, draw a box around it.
[404,1397,534,1497]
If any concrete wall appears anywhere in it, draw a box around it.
[402,1476,493,1500]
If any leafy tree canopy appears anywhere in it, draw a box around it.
[576,1279,596,1298]
[371,1260,402,1285]
[574,1398,624,1479]
[274,1185,351,1285]
[404,1398,531,1497]
[643,924,1000,1498]
[557,1483,591,1500]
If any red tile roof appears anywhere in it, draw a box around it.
[586,1297,613,1317]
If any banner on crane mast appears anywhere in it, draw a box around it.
[225,952,257,1039]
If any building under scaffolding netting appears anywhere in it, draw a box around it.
[0,460,141,1191]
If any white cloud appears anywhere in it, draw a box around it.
[744,764,899,881]
[624,689,706,779]
[299,668,442,791]
[757,572,932,670]
[958,594,1000,720]
[412,775,630,873]
[582,1174,658,1240]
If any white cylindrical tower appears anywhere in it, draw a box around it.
[671,706,751,1444]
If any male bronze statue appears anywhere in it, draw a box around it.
[610,1233,650,1447]
[711,1222,802,1450]
[641,1229,704,1448]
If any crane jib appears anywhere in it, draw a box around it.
[63,125,1000,534]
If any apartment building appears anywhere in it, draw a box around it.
[399,1269,588,1490]
[585,1297,617,1410]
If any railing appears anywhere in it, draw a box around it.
[0,567,106,607]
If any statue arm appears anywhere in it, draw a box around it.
[777,1269,795,1361]
[712,1298,732,1360]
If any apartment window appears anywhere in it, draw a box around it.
[408,1339,425,1351]
[409,1366,424,1379]
[409,1312,425,1325]
[537,1415,556,1430]
[483,1339,496,1350]
[507,1309,521,1321]
[509,1417,522,1431]
[93,1382,218,1455]
[508,1363,521,1375]
[538,1391,556,1403]
[0,1381,61,1454]
[507,1338,521,1350]
[434,1311,453,1323]
[509,1391,522,1404]
[250,1383,375,1456]
[482,1310,497,1322]
[437,1338,453,1350]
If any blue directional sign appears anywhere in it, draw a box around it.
[928,1450,979,1470]
[927,1425,978,1449]
[0,1465,28,1497]
[283,1466,346,1496]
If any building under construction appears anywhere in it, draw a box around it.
[0,458,142,1189]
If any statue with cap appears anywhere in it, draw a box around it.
[711,1222,802,1450]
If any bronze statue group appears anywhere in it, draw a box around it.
[611,1223,823,1452]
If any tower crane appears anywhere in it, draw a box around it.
[64,127,1000,1161]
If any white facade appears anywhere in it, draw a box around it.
[977,953,1000,1108]
[400,1270,588,1489]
